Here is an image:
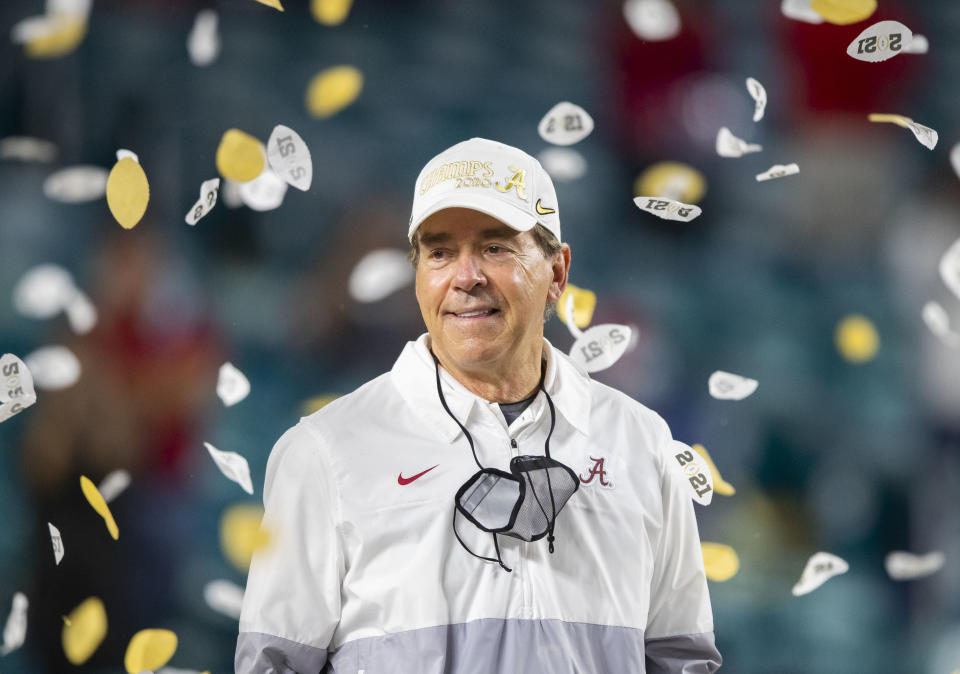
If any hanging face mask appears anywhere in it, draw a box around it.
[434,353,579,572]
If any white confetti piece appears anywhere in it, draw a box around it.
[537,147,588,182]
[716,127,762,157]
[868,114,938,150]
[746,77,767,122]
[348,249,414,303]
[847,21,911,63]
[48,0,94,16]
[792,551,849,596]
[239,166,287,211]
[561,293,585,340]
[43,165,108,203]
[780,0,824,23]
[184,177,220,226]
[633,196,702,222]
[904,34,928,54]
[203,579,244,620]
[24,345,80,390]
[885,550,945,580]
[756,163,799,181]
[204,442,254,495]
[11,14,56,43]
[48,522,64,565]
[0,592,28,655]
[952,143,960,182]
[220,179,243,208]
[65,290,97,334]
[939,238,960,302]
[569,324,633,373]
[266,125,312,192]
[708,370,758,400]
[622,0,680,41]
[98,469,131,503]
[216,362,250,407]
[538,102,594,146]
[922,301,960,348]
[12,264,77,319]
[115,148,139,163]
[670,441,714,506]
[187,9,219,67]
[0,136,58,162]
[0,354,38,423]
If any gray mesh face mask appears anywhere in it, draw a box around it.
[434,354,580,573]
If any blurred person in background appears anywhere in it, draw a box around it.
[236,138,721,673]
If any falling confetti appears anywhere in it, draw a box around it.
[184,178,220,226]
[348,249,415,303]
[1,592,28,655]
[124,629,178,674]
[670,441,714,506]
[537,147,588,182]
[65,291,97,334]
[709,371,758,401]
[98,469,131,503]
[238,166,288,211]
[868,114,938,150]
[187,10,219,67]
[43,165,108,203]
[80,475,119,540]
[904,34,928,54]
[537,102,595,146]
[217,362,250,407]
[203,579,245,620]
[24,345,81,390]
[0,136,58,162]
[266,125,313,191]
[634,162,706,203]
[702,543,740,581]
[22,16,88,59]
[0,353,38,424]
[62,597,107,665]
[204,442,254,495]
[569,324,633,373]
[792,551,849,596]
[633,196,702,222]
[922,301,960,348]
[220,503,270,571]
[215,129,265,183]
[106,156,150,229]
[692,444,736,496]
[939,238,960,301]
[557,283,597,329]
[253,0,284,11]
[781,0,824,24]
[835,314,879,363]
[302,394,340,415]
[884,551,945,580]
[847,21,912,63]
[756,163,799,181]
[746,77,767,122]
[116,148,138,163]
[810,0,875,25]
[12,264,76,319]
[622,0,681,41]
[311,0,353,25]
[306,65,363,119]
[716,127,762,157]
[48,522,65,565]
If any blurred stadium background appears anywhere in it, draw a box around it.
[2,0,960,672]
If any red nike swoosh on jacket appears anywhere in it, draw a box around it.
[397,464,439,485]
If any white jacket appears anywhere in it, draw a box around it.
[236,334,721,673]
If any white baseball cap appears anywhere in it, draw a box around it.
[408,137,561,243]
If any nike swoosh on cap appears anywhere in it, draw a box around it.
[535,199,555,215]
[398,464,439,485]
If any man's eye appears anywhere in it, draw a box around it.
[429,249,445,259]
[487,245,502,254]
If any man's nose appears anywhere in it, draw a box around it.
[451,252,486,292]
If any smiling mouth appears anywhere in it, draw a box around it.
[448,309,500,318]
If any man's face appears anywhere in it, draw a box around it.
[414,208,568,375]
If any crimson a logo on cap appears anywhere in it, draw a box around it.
[579,456,614,489]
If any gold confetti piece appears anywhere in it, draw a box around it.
[124,629,178,674]
[835,314,879,363]
[215,129,265,183]
[311,0,353,25]
[701,542,740,582]
[634,162,706,205]
[106,157,150,229]
[692,444,736,496]
[24,17,87,59]
[302,394,340,415]
[62,597,107,665]
[557,283,597,329]
[220,503,270,571]
[810,0,875,25]
[868,113,911,128]
[306,66,363,119]
[80,475,119,540]
[253,0,284,10]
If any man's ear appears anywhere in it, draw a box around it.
[547,244,571,303]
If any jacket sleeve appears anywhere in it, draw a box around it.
[644,416,722,674]
[236,422,343,674]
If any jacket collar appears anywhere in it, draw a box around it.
[390,333,591,443]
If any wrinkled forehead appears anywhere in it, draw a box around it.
[416,208,525,245]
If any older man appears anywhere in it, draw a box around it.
[236,138,721,673]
